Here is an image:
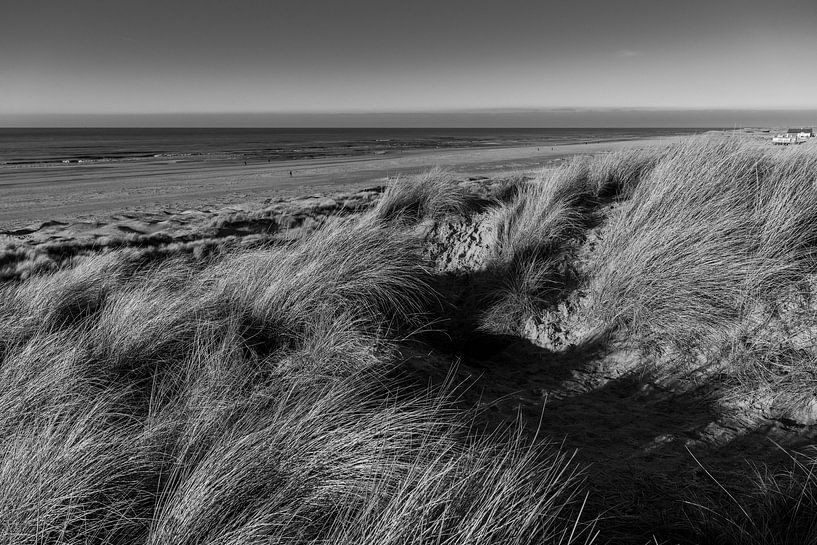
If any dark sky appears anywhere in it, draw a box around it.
[2,0,816,125]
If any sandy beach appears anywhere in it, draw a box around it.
[0,136,683,231]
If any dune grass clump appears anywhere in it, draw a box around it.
[0,219,434,384]
[754,148,817,288]
[368,167,469,225]
[271,310,390,379]
[587,137,817,351]
[0,389,159,544]
[0,211,592,544]
[588,146,665,200]
[490,172,530,203]
[479,159,594,333]
[206,220,434,347]
[147,372,592,545]
[476,147,666,335]
[0,324,593,544]
[0,245,60,280]
[0,327,164,542]
[0,252,137,358]
[324,424,592,545]
[587,138,765,346]
[489,159,594,266]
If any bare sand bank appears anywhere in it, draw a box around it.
[0,136,683,231]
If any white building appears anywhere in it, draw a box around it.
[794,128,814,141]
[772,128,813,145]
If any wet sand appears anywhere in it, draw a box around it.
[0,136,682,230]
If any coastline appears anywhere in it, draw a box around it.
[0,135,688,230]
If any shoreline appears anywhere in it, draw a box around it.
[0,135,689,231]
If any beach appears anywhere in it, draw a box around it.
[0,135,685,231]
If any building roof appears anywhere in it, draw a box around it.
[787,128,814,134]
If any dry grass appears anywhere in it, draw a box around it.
[0,213,591,544]
[8,136,816,543]
[367,167,470,225]
[680,447,817,545]
[489,163,593,267]
[586,137,817,350]
[588,146,665,200]
[478,147,663,334]
[490,172,529,203]
[478,163,592,333]
[145,376,592,545]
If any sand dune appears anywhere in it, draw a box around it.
[6,135,817,542]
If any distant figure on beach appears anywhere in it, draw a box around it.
[289,171,292,177]
[243,161,247,166]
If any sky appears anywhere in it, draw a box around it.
[2,0,816,126]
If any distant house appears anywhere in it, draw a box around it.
[772,128,813,145]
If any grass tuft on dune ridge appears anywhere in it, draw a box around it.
[587,137,817,351]
[368,167,470,225]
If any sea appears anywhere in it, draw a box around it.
[0,128,715,166]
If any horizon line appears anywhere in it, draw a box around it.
[3,108,815,129]
[5,107,817,116]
